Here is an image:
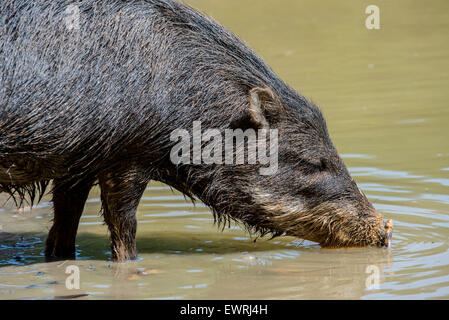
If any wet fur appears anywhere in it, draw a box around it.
[1,0,389,260]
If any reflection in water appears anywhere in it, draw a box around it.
[0,230,396,299]
[1,0,449,299]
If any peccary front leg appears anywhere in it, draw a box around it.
[45,178,94,260]
[99,168,149,261]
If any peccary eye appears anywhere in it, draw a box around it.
[309,159,327,172]
[319,159,328,171]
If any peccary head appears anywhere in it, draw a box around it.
[184,86,393,248]
[236,87,393,247]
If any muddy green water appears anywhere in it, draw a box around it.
[1,0,448,299]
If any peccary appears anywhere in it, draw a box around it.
[0,0,393,261]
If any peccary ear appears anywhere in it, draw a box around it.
[248,87,282,129]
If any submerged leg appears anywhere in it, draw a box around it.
[99,168,149,261]
[45,178,94,260]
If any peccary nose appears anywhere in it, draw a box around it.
[384,219,394,248]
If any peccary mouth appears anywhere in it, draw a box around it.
[266,206,394,248]
[252,191,394,248]
[382,219,394,248]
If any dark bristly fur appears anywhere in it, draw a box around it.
[0,0,392,261]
